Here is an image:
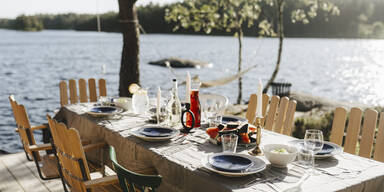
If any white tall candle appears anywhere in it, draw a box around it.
[157,87,161,124]
[186,72,191,103]
[256,79,263,117]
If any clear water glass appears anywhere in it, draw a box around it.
[132,89,149,114]
[98,96,113,106]
[221,134,238,153]
[304,129,324,174]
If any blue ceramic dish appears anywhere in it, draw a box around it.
[221,116,247,124]
[90,106,118,113]
[208,154,253,172]
[139,126,174,137]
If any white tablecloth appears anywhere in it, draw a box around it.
[55,103,384,192]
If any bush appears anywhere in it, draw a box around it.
[292,111,335,141]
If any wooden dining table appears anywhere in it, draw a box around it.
[55,103,384,192]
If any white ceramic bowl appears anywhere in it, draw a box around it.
[262,144,298,167]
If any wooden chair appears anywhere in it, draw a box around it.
[8,95,60,180]
[246,94,297,136]
[47,116,121,192]
[330,107,384,162]
[109,146,162,192]
[60,78,107,106]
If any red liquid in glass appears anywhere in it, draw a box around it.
[187,90,201,128]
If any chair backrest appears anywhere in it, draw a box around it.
[47,116,91,192]
[8,96,39,160]
[109,146,162,192]
[60,78,107,106]
[246,94,297,136]
[330,107,384,161]
[200,94,229,114]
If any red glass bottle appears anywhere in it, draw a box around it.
[187,89,201,128]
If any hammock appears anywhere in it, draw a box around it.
[175,64,257,88]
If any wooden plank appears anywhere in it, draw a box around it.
[69,79,78,104]
[99,79,107,97]
[273,97,289,134]
[265,95,280,131]
[2,153,49,192]
[59,81,68,107]
[282,100,296,136]
[344,107,363,155]
[359,109,378,158]
[374,112,384,162]
[261,94,269,126]
[23,155,64,192]
[245,94,257,124]
[0,156,25,192]
[330,107,347,146]
[88,78,97,102]
[79,79,88,103]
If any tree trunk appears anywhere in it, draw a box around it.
[118,0,140,97]
[236,28,243,104]
[263,0,284,93]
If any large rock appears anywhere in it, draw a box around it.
[148,57,212,68]
[289,91,371,112]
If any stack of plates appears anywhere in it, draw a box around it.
[201,153,266,177]
[131,126,180,142]
[288,139,343,159]
[86,106,123,117]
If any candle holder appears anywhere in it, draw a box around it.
[249,116,263,156]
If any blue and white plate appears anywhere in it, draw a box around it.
[131,126,180,142]
[140,127,174,137]
[221,116,247,124]
[202,153,266,177]
[208,154,253,172]
[86,106,123,117]
[288,139,342,159]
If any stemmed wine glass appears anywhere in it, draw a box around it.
[304,129,324,175]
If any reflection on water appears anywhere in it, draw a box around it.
[0,29,383,153]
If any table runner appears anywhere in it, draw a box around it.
[55,103,384,192]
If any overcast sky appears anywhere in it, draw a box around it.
[0,0,178,18]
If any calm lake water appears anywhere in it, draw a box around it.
[1,29,384,153]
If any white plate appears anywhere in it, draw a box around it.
[288,139,343,159]
[201,152,266,177]
[130,126,180,142]
[85,106,123,117]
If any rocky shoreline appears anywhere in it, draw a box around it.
[225,91,377,118]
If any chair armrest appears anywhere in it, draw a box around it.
[84,175,118,188]
[31,124,47,131]
[81,139,91,146]
[29,143,52,152]
[83,142,107,152]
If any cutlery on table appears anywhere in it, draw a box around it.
[281,173,309,192]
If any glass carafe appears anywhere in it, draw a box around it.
[187,82,201,128]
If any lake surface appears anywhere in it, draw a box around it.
[1,29,383,153]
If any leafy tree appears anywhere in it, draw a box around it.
[14,15,43,31]
[118,0,140,97]
[165,0,274,104]
[263,0,340,93]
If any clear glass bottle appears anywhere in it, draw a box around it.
[167,79,182,127]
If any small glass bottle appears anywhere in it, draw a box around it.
[167,79,182,127]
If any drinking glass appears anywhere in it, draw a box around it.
[132,89,149,114]
[98,96,114,106]
[221,134,238,153]
[304,129,324,174]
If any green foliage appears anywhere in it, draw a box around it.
[293,111,335,141]
[1,0,384,38]
[165,0,265,36]
[13,15,43,31]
